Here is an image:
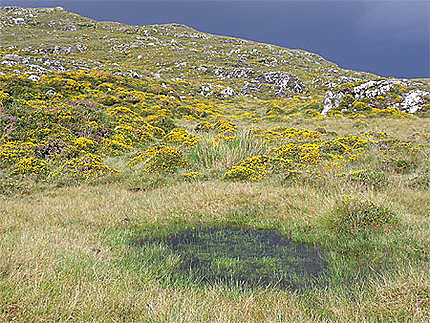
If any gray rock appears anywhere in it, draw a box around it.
[199,85,213,97]
[62,24,77,31]
[401,90,430,113]
[322,91,344,115]
[240,81,260,95]
[0,60,18,66]
[13,18,25,24]
[43,60,65,71]
[28,75,40,82]
[257,71,304,95]
[213,67,255,80]
[129,71,141,78]
[213,67,304,96]
[322,79,429,114]
[220,87,235,98]
[197,66,208,72]
[352,80,404,100]
[3,53,21,61]
[53,46,78,55]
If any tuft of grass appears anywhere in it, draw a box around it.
[185,131,267,170]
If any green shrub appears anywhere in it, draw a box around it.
[408,170,430,189]
[346,169,388,189]
[339,94,355,109]
[331,195,398,233]
[384,158,418,174]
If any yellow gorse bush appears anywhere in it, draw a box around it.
[223,155,271,181]
[164,128,200,147]
[49,153,120,180]
[213,119,237,133]
[0,141,36,165]
[371,107,412,118]
[74,137,95,150]
[183,171,207,181]
[13,157,48,175]
[0,90,10,105]
[130,145,187,174]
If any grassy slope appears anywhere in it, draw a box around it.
[0,7,430,323]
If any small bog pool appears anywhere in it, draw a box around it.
[135,226,328,290]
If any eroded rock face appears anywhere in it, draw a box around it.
[322,79,430,115]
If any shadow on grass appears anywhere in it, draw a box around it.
[135,226,329,291]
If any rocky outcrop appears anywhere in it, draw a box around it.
[256,71,304,95]
[213,67,255,80]
[401,90,430,113]
[212,67,304,96]
[322,80,430,114]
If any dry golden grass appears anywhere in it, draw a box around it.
[1,169,429,322]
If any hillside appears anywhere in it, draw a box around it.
[0,6,429,323]
[1,6,429,188]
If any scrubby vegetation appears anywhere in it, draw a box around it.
[1,6,429,322]
[1,71,427,193]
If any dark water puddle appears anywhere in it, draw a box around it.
[135,226,329,291]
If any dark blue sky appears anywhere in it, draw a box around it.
[2,1,429,78]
